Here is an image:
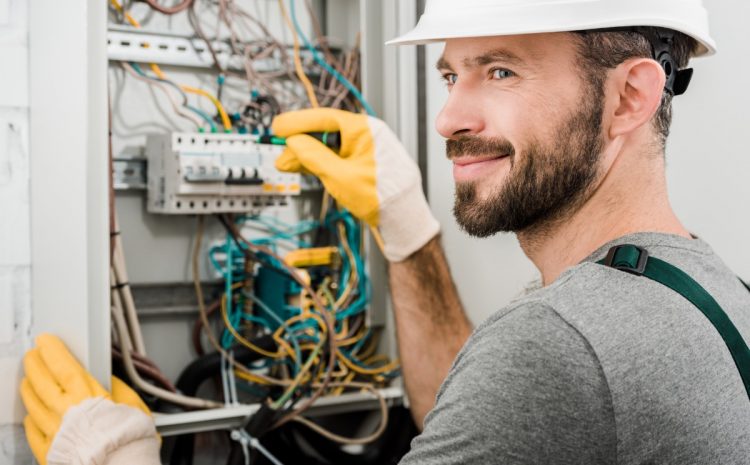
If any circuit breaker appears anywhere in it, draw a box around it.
[146,132,301,214]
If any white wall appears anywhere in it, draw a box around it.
[0,0,33,461]
[425,0,750,326]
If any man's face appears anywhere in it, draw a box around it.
[436,33,605,237]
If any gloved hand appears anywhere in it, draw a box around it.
[273,108,440,262]
[20,334,159,465]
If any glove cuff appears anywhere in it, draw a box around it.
[48,397,159,465]
[379,181,440,262]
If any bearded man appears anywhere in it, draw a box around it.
[20,1,750,464]
[273,2,750,463]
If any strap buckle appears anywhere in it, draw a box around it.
[603,245,649,276]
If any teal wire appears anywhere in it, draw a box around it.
[288,0,376,116]
[243,290,303,374]
[221,232,237,349]
[185,104,217,131]
[241,313,274,330]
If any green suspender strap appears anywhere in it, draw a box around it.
[598,244,750,400]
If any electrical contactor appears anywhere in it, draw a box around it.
[146,132,301,214]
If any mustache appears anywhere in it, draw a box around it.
[446,136,515,160]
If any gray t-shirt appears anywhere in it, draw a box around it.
[399,232,750,464]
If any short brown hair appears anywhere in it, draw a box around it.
[573,29,698,147]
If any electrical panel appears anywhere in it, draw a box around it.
[146,132,301,214]
[101,1,415,463]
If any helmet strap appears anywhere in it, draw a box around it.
[580,27,694,96]
[634,27,693,96]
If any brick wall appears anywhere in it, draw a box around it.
[0,0,33,461]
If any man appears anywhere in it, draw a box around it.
[20,0,750,463]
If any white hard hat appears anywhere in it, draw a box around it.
[387,0,716,57]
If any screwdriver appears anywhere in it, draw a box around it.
[257,132,342,151]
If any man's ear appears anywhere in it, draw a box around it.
[608,58,666,139]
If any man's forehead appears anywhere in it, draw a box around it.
[436,33,576,70]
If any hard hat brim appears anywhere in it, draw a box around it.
[387,9,716,57]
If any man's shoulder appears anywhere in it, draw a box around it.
[471,261,612,343]
[456,287,602,373]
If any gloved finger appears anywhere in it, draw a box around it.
[284,134,347,179]
[23,348,67,415]
[36,334,94,402]
[20,378,60,438]
[111,376,151,417]
[85,372,110,399]
[274,149,305,173]
[272,108,349,137]
[24,415,50,465]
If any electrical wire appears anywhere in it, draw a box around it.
[188,199,392,445]
[120,62,204,130]
[187,1,225,73]
[111,345,177,392]
[277,0,319,107]
[142,0,193,15]
[111,269,221,408]
[127,62,217,131]
[111,216,148,356]
[272,341,323,409]
[337,349,400,376]
[219,287,284,359]
[149,64,233,132]
[218,216,341,407]
[287,0,374,115]
[193,216,295,388]
[369,226,387,256]
[110,0,232,132]
[192,299,220,355]
[287,381,389,445]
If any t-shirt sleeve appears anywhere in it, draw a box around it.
[398,302,617,465]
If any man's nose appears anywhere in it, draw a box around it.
[435,83,486,139]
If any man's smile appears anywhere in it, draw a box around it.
[452,154,511,182]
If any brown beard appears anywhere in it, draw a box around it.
[448,86,605,237]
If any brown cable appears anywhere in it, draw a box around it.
[141,0,193,15]
[187,0,225,73]
[191,299,221,356]
[112,346,177,392]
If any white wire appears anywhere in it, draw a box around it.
[112,216,147,356]
[250,435,285,465]
[111,287,222,409]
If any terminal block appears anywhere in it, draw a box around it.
[146,132,301,214]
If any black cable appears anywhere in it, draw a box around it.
[225,406,418,465]
[167,337,276,465]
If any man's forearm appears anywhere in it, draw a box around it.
[389,235,473,429]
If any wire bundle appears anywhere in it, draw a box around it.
[192,211,397,446]
[109,0,370,134]
[206,211,399,391]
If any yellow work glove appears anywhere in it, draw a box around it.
[20,334,158,465]
[273,108,440,262]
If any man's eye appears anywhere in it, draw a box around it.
[491,69,515,79]
[442,73,458,85]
